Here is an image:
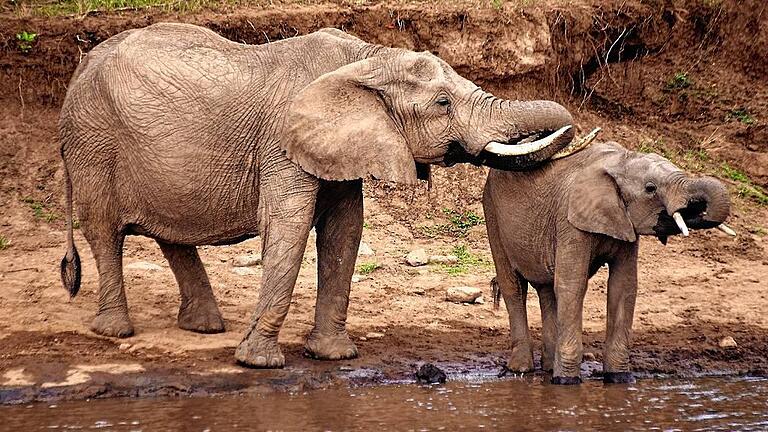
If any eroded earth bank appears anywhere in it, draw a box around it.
[1,0,767,404]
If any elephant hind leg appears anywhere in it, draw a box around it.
[304,180,362,361]
[81,222,133,338]
[533,283,557,372]
[157,241,225,334]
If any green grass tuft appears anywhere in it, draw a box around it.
[667,72,692,89]
[0,235,10,251]
[357,262,379,275]
[16,31,37,53]
[22,197,59,222]
[726,108,755,125]
[441,245,491,275]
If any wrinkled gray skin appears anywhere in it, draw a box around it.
[483,142,730,384]
[59,23,575,368]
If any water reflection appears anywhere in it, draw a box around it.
[2,377,767,431]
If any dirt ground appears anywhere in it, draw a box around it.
[1,0,767,404]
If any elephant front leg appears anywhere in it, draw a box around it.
[603,244,638,384]
[496,271,535,373]
[235,178,318,368]
[304,180,362,361]
[157,241,225,334]
[552,245,590,384]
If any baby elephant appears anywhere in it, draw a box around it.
[483,141,731,384]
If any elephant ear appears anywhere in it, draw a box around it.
[281,57,418,185]
[567,157,637,242]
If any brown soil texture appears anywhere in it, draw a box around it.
[1,0,767,404]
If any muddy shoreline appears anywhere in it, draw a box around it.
[1,0,767,406]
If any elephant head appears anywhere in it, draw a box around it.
[567,142,731,243]
[282,50,575,184]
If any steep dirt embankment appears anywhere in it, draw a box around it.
[0,0,767,404]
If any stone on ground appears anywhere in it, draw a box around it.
[445,286,483,303]
[718,336,738,348]
[232,254,262,267]
[358,242,374,256]
[406,249,429,266]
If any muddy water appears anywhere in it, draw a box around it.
[2,377,767,431]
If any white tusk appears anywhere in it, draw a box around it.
[484,125,572,156]
[672,212,689,237]
[551,127,602,160]
[716,223,736,236]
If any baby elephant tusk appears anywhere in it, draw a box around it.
[672,212,689,236]
[484,125,572,156]
[551,127,602,160]
[716,223,737,236]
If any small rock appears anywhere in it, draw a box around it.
[582,352,596,362]
[410,288,426,296]
[719,336,738,349]
[416,363,447,384]
[365,332,385,339]
[339,366,354,372]
[352,275,369,283]
[445,286,483,303]
[232,254,262,267]
[358,242,375,256]
[118,343,132,351]
[429,255,459,265]
[124,261,163,271]
[231,267,257,276]
[406,249,429,267]
[358,336,368,341]
[475,296,485,305]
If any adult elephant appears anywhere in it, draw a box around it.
[60,23,576,368]
[483,141,732,384]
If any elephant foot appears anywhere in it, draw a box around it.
[178,298,225,334]
[304,330,359,361]
[541,354,554,372]
[603,372,636,384]
[551,375,582,385]
[90,309,134,338]
[506,345,535,373]
[235,332,284,368]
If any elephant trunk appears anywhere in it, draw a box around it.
[664,176,731,232]
[445,96,575,171]
[479,100,575,170]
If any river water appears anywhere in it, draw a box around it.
[2,376,767,431]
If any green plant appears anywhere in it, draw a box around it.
[667,72,692,89]
[16,31,37,53]
[738,185,768,205]
[491,0,503,9]
[362,222,370,229]
[720,163,750,183]
[727,108,755,125]
[636,139,674,160]
[22,197,59,222]
[0,235,10,250]
[442,245,491,275]
[357,262,379,275]
[442,208,484,236]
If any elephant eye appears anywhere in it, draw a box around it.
[645,182,657,194]
[435,97,451,107]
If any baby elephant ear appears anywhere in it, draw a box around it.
[567,162,637,243]
[281,57,418,184]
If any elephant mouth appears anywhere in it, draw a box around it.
[653,198,722,239]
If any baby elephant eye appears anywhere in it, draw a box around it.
[645,182,657,194]
[435,97,451,107]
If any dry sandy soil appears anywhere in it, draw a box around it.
[1,0,767,404]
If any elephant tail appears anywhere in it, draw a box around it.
[60,156,81,299]
[490,277,501,311]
